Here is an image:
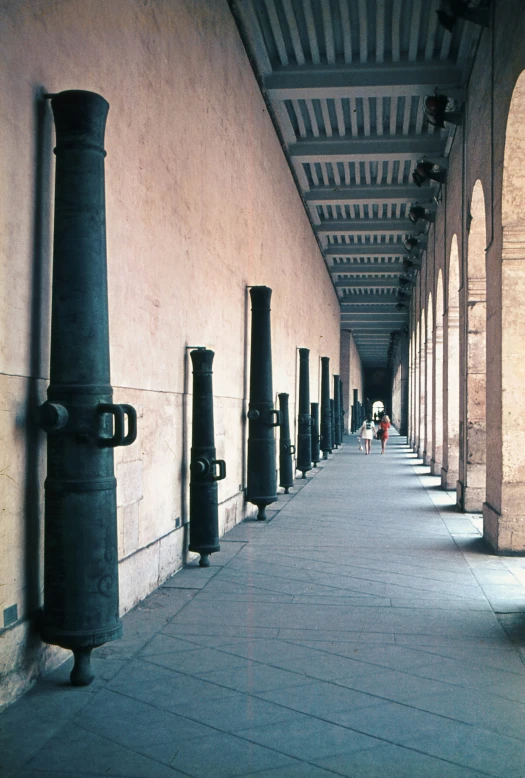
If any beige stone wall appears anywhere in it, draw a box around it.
[409,1,525,546]
[340,330,364,431]
[0,0,340,707]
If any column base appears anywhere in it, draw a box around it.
[441,467,458,491]
[483,502,525,554]
[463,485,484,513]
[430,458,442,477]
[423,451,432,466]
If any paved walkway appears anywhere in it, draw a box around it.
[4,435,525,778]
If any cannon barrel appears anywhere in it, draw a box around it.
[189,349,225,567]
[297,348,312,478]
[246,286,280,520]
[310,402,320,466]
[339,378,345,440]
[39,90,137,686]
[278,393,294,493]
[333,375,342,447]
[320,357,332,458]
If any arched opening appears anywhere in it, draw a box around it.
[442,235,460,491]
[432,271,444,476]
[425,292,434,466]
[459,181,487,511]
[372,400,385,421]
[418,308,426,459]
[485,71,525,551]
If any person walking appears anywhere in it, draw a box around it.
[358,413,377,455]
[378,414,391,454]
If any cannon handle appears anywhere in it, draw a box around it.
[119,404,138,446]
[98,403,137,447]
[211,459,227,481]
[270,410,282,427]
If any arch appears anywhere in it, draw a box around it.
[425,291,434,466]
[459,180,487,511]
[486,71,525,551]
[432,270,444,476]
[442,235,460,491]
[502,72,525,229]
[372,400,385,420]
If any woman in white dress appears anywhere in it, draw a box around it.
[358,413,377,455]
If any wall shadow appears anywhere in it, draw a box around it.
[22,87,52,625]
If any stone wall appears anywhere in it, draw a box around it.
[0,0,340,708]
[340,330,365,432]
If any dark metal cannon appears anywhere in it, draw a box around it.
[333,375,342,447]
[246,286,281,520]
[38,90,137,686]
[310,402,320,466]
[278,393,294,493]
[188,349,226,567]
[339,378,345,440]
[330,399,336,449]
[320,357,332,458]
[351,389,358,432]
[297,348,312,478]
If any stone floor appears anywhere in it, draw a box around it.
[3,434,525,778]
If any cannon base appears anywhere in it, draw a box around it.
[71,648,95,686]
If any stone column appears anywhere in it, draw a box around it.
[442,307,460,490]
[458,276,487,511]
[431,323,444,476]
[424,327,434,466]
[414,321,421,453]
[484,227,525,551]
[400,334,409,437]
[418,317,427,460]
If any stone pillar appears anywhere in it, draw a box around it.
[414,321,421,453]
[431,323,444,476]
[409,327,415,446]
[418,317,426,460]
[442,307,460,490]
[400,334,409,437]
[424,325,434,466]
[458,276,487,511]
[484,227,525,552]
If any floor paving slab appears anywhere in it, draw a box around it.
[3,435,525,777]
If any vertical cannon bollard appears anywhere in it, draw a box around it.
[278,393,294,493]
[320,357,332,459]
[247,286,281,520]
[339,378,345,440]
[311,402,320,466]
[330,399,336,448]
[297,348,312,478]
[333,375,342,448]
[352,389,359,432]
[38,91,137,686]
[189,349,226,567]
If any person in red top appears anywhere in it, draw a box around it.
[379,414,391,454]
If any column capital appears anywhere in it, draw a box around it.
[503,225,525,260]
[468,277,486,300]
